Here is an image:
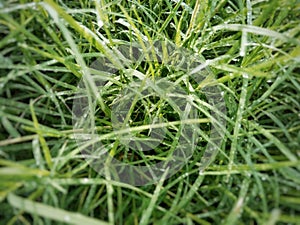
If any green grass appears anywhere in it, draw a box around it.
[1,0,300,224]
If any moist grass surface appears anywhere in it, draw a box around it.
[0,0,300,224]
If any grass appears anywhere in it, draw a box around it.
[0,0,300,224]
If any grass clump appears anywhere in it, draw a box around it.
[0,0,300,224]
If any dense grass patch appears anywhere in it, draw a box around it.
[0,0,300,224]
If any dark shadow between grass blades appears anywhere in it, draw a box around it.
[72,40,227,186]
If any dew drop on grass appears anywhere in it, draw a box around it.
[225,6,234,14]
[246,172,251,178]
[236,197,244,209]
[64,215,70,222]
[82,178,89,184]
[97,19,104,28]
[242,73,249,79]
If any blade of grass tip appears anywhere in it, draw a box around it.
[7,193,110,225]
[223,178,250,225]
[1,117,20,138]
[30,100,53,169]
[185,0,200,38]
[187,7,210,48]
[139,167,169,225]
[175,10,185,47]
[227,75,248,180]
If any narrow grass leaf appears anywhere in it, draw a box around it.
[7,193,110,225]
[30,100,53,169]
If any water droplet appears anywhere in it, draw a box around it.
[242,73,249,79]
[82,178,89,184]
[97,19,103,28]
[64,215,70,222]
[225,6,234,14]
[236,197,244,208]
